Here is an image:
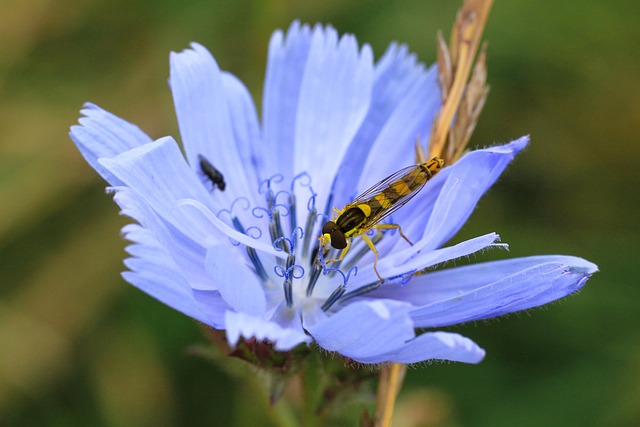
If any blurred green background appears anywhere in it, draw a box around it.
[1,0,638,426]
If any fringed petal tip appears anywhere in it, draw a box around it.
[566,256,598,275]
[407,255,599,329]
[388,332,486,365]
[487,134,529,154]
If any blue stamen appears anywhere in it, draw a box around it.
[305,261,323,297]
[307,192,318,212]
[291,172,312,192]
[216,199,253,246]
[288,173,311,234]
[274,262,305,307]
[337,281,382,303]
[252,204,290,262]
[252,204,290,221]
[273,189,291,203]
[229,215,269,282]
[318,245,342,278]
[272,208,285,244]
[288,194,297,234]
[324,265,358,286]
[321,266,357,312]
[230,216,245,233]
[258,174,284,208]
[338,271,415,303]
[251,206,269,218]
[217,197,250,219]
[273,236,292,254]
[307,247,329,296]
[291,226,304,248]
[301,207,317,259]
[268,221,284,265]
[273,227,304,256]
[321,285,346,312]
[244,226,262,239]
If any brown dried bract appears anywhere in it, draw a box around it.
[419,0,493,166]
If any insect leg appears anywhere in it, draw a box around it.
[372,223,413,246]
[332,207,343,220]
[360,233,383,280]
[324,237,352,265]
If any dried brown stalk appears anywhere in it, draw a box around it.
[417,0,493,165]
[373,363,407,427]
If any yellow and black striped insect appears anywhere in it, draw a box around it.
[198,154,226,191]
[319,157,444,280]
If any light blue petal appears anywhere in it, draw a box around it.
[205,244,267,316]
[69,103,152,185]
[331,44,437,209]
[174,198,286,260]
[262,21,313,181]
[292,24,373,212]
[372,255,589,304]
[221,72,262,186]
[113,189,215,291]
[393,255,599,328]
[225,311,311,351]
[190,289,235,328]
[169,43,254,204]
[270,301,308,335]
[121,226,226,328]
[358,332,485,364]
[353,65,440,198]
[353,233,503,286]
[304,300,416,363]
[99,137,222,246]
[393,137,529,252]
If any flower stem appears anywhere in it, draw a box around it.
[300,355,325,427]
[374,363,407,427]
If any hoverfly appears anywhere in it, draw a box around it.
[319,157,444,280]
[198,154,226,191]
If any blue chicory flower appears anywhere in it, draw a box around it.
[70,22,597,365]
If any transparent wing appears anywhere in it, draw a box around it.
[348,164,427,227]
[351,165,420,204]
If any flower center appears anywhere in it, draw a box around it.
[215,172,374,313]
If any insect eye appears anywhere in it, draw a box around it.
[322,221,336,235]
[330,229,347,249]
